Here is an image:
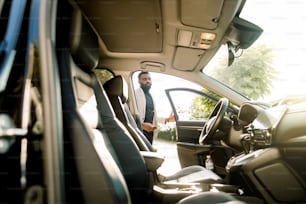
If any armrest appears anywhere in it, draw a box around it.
[140,151,165,171]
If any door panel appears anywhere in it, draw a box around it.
[165,88,219,167]
[165,88,219,143]
[176,120,205,143]
[177,142,212,167]
[165,88,238,172]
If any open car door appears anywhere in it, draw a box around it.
[165,88,237,176]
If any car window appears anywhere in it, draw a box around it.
[203,0,306,103]
[166,89,218,121]
[131,71,216,123]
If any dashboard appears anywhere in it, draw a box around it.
[226,101,306,203]
[237,101,306,147]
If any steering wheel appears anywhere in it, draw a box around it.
[199,98,229,145]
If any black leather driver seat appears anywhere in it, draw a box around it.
[103,75,223,185]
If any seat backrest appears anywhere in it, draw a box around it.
[58,7,148,203]
[104,75,154,152]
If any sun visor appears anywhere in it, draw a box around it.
[173,47,204,71]
[77,0,162,53]
[180,0,224,29]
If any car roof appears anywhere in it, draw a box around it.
[74,0,262,79]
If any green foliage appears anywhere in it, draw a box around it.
[157,128,176,142]
[211,44,277,100]
[190,44,276,119]
[190,90,221,120]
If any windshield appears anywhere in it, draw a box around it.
[203,0,306,103]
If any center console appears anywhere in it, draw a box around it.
[226,148,267,172]
[225,147,305,203]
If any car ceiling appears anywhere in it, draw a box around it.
[73,0,260,75]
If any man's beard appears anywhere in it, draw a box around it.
[141,84,151,92]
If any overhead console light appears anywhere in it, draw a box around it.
[197,32,215,49]
[197,43,211,49]
[177,30,215,50]
[200,32,216,41]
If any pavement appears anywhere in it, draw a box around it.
[153,138,181,176]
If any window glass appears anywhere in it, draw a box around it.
[132,71,202,122]
[203,0,306,103]
[167,90,217,121]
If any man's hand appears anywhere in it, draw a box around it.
[142,122,157,132]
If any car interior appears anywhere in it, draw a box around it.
[56,3,251,203]
[103,75,224,185]
[1,0,306,203]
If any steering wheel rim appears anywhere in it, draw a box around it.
[199,98,229,145]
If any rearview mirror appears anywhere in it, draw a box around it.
[225,17,263,66]
[227,42,235,66]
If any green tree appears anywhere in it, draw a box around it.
[189,89,220,120]
[191,44,276,119]
[211,44,276,100]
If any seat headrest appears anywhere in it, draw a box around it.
[69,9,99,71]
[104,76,128,104]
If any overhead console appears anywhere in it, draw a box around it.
[173,0,263,70]
[173,0,225,71]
